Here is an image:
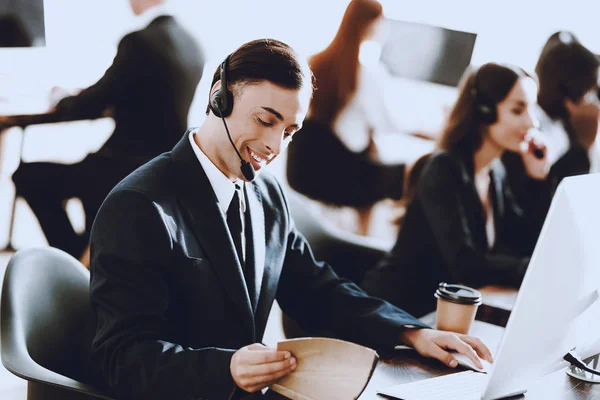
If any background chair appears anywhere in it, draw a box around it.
[1,247,112,400]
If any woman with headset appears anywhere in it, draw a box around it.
[360,63,553,317]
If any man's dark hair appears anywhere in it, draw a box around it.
[536,34,600,121]
[205,38,312,114]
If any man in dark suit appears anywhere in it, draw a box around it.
[11,0,205,259]
[87,38,492,399]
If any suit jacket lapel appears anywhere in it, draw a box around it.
[251,181,285,339]
[170,132,255,340]
[245,183,265,311]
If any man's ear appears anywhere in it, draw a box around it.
[206,80,222,115]
[210,80,222,98]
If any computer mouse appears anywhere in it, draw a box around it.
[452,353,493,374]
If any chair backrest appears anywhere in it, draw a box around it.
[284,187,390,284]
[1,247,110,399]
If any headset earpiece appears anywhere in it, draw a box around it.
[471,67,497,124]
[209,55,234,118]
[210,53,256,181]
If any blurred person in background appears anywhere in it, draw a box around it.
[503,31,600,200]
[286,0,407,236]
[534,31,600,178]
[361,63,554,317]
[4,0,205,260]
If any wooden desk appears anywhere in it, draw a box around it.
[0,108,110,129]
[0,112,61,128]
[263,321,600,400]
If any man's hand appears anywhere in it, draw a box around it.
[230,343,297,393]
[400,329,493,369]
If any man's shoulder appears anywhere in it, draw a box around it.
[252,171,283,194]
[109,153,175,201]
[135,16,187,43]
[117,17,174,48]
[126,16,202,62]
[250,172,289,208]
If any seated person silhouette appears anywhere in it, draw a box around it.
[286,0,406,236]
[9,0,205,260]
[503,31,600,201]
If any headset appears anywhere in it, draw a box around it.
[209,55,256,181]
[471,66,497,125]
[209,55,234,118]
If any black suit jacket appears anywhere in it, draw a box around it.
[361,151,553,317]
[86,132,427,399]
[56,16,204,166]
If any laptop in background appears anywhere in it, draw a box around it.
[379,19,476,87]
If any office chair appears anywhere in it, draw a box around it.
[1,247,113,400]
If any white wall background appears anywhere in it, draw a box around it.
[3,0,600,126]
[1,0,599,246]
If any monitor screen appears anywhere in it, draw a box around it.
[380,19,476,87]
[0,0,46,47]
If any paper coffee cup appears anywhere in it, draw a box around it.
[434,282,482,334]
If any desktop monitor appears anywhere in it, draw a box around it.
[379,173,600,400]
[0,0,46,47]
[482,173,600,399]
[379,19,476,87]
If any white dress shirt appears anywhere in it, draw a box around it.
[474,165,495,249]
[188,129,246,260]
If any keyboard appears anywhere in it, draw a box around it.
[377,371,490,400]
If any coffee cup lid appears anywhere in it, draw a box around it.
[434,282,482,305]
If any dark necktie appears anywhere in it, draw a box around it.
[227,185,244,266]
[227,184,256,308]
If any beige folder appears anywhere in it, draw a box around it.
[269,337,379,400]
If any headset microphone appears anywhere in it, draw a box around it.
[216,106,256,181]
[532,146,545,160]
[209,55,256,181]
